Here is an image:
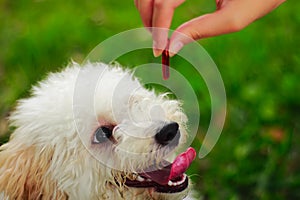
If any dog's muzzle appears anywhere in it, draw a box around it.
[124,122,196,194]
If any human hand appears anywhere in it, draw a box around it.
[134,0,286,57]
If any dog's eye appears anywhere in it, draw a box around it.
[93,126,113,144]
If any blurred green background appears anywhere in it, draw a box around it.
[0,0,299,199]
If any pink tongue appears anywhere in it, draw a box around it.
[142,147,196,185]
[169,147,196,180]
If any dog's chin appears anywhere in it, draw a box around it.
[151,190,190,200]
[121,186,189,200]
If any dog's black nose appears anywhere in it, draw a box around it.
[155,122,180,145]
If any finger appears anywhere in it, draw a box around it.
[169,0,286,56]
[135,0,154,28]
[151,1,175,56]
[169,11,234,56]
[152,0,185,57]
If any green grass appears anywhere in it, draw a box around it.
[0,0,299,199]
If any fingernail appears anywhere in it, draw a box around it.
[153,49,162,57]
[169,41,183,57]
[153,41,163,57]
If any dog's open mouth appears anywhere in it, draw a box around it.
[125,147,196,193]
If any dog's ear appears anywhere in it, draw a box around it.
[0,139,68,200]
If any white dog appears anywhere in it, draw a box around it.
[0,62,196,200]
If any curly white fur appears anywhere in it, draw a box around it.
[0,62,195,200]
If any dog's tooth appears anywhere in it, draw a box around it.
[167,174,187,187]
[136,176,145,182]
[168,180,173,186]
[146,179,152,182]
[178,174,187,184]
